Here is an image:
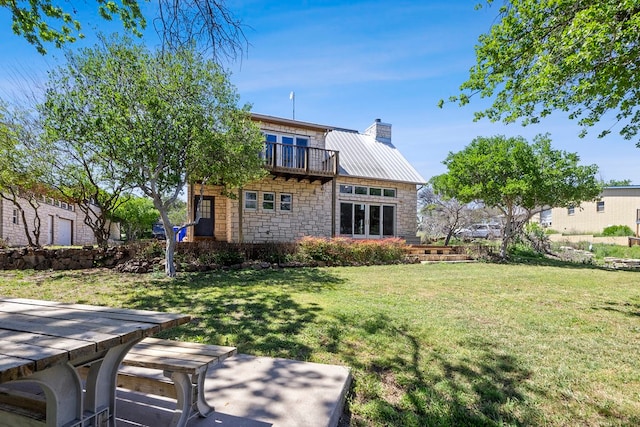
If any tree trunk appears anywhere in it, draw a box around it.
[499,210,514,259]
[155,204,177,277]
[444,230,453,246]
[165,228,177,277]
[26,197,42,247]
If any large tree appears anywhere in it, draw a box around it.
[42,37,266,276]
[431,134,601,258]
[3,0,246,59]
[50,142,132,248]
[0,102,54,247]
[446,1,640,145]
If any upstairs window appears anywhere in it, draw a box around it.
[12,209,19,225]
[596,201,605,213]
[264,133,310,169]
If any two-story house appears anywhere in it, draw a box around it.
[185,114,426,243]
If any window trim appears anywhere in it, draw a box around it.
[244,191,258,210]
[339,185,353,194]
[280,193,292,211]
[354,186,368,195]
[339,183,397,198]
[262,192,275,211]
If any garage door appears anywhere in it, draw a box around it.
[56,218,73,246]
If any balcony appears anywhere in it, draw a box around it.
[262,142,338,184]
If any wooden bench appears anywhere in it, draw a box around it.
[0,383,47,425]
[117,338,237,427]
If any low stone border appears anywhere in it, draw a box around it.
[0,247,131,270]
[603,257,640,269]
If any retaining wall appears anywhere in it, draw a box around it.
[0,247,131,270]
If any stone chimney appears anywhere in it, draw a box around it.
[364,118,392,144]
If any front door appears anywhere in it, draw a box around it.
[194,196,214,237]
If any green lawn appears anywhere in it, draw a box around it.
[1,262,639,426]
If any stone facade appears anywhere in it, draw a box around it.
[235,178,332,242]
[186,114,424,244]
[187,176,419,244]
[188,178,333,243]
[0,195,119,247]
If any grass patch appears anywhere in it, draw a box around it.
[1,264,640,426]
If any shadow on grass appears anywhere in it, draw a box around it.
[595,301,640,317]
[124,268,345,359]
[330,312,542,426]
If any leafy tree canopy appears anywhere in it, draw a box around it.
[3,0,246,60]
[431,134,601,257]
[113,195,159,241]
[0,101,57,246]
[42,36,266,276]
[446,1,640,145]
[2,0,145,54]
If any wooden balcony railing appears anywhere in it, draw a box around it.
[262,142,338,183]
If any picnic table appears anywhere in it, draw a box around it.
[0,297,190,427]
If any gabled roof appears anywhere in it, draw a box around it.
[251,113,334,133]
[326,129,426,185]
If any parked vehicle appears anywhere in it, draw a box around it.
[152,223,166,240]
[456,223,501,239]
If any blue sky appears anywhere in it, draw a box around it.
[1,0,638,184]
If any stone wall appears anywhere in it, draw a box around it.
[0,247,131,270]
[235,178,332,242]
[547,234,629,246]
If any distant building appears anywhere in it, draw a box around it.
[0,194,119,246]
[541,186,640,236]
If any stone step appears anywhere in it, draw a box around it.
[413,254,473,262]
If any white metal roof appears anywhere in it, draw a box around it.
[326,129,426,184]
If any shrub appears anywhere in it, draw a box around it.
[295,237,409,266]
[212,249,245,266]
[602,225,635,237]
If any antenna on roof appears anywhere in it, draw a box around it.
[289,91,295,120]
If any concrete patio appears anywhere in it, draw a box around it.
[116,354,352,427]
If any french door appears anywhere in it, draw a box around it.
[340,203,395,238]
